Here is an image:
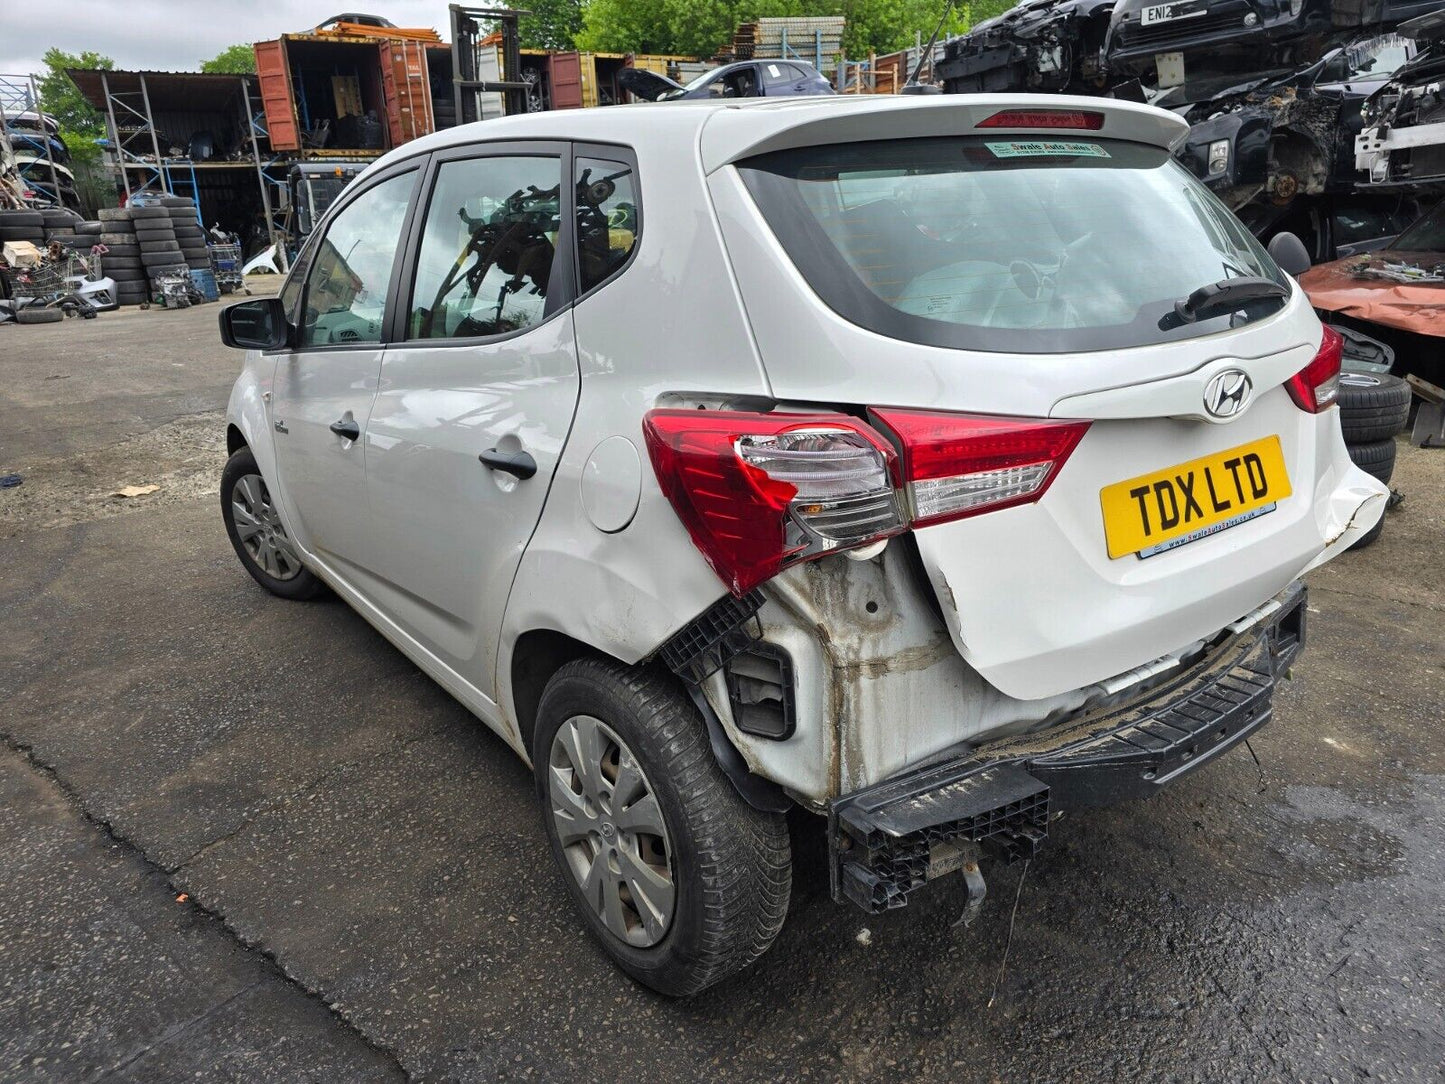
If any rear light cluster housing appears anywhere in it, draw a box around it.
[1285,326,1343,414]
[643,408,1090,596]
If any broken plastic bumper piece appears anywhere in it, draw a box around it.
[829,582,1307,914]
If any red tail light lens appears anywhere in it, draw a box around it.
[642,411,904,596]
[870,409,1091,528]
[977,109,1105,130]
[1285,326,1343,413]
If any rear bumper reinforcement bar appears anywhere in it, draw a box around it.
[830,582,1307,914]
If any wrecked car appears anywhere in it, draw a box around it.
[1107,0,1436,93]
[937,0,1117,95]
[1177,33,1419,257]
[1298,194,1445,382]
[1355,9,1445,188]
[616,60,833,102]
[216,95,1385,995]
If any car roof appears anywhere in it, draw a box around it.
[368,94,1189,177]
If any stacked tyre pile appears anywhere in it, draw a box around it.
[0,208,47,247]
[1339,371,1412,549]
[130,205,188,296]
[162,197,211,275]
[96,207,148,307]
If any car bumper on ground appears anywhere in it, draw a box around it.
[829,581,1307,914]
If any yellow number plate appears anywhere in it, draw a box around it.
[1100,436,1291,560]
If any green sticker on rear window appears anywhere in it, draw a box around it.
[985,141,1111,159]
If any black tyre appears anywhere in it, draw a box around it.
[533,659,790,996]
[108,270,148,284]
[0,227,44,242]
[97,207,131,222]
[220,447,324,600]
[1347,438,1396,484]
[134,225,176,240]
[16,306,63,324]
[1339,372,1411,442]
[129,205,170,219]
[160,196,194,208]
[0,210,44,227]
[140,242,182,255]
[76,221,104,235]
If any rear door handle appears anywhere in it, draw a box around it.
[479,447,537,480]
[329,418,361,440]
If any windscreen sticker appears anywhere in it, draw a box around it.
[984,141,1111,159]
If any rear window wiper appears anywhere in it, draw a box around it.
[1159,276,1288,330]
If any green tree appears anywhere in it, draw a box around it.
[200,44,258,74]
[519,0,585,49]
[35,48,111,136]
[575,0,970,61]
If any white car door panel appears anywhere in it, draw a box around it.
[359,148,581,691]
[269,168,419,572]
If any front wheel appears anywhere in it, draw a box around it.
[220,447,324,600]
[533,660,791,995]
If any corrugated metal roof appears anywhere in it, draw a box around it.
[67,69,253,114]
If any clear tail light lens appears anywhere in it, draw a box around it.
[870,409,1091,528]
[642,411,904,596]
[1285,326,1343,413]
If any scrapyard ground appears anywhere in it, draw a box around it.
[1,289,1442,1082]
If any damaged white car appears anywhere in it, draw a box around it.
[218,94,1386,995]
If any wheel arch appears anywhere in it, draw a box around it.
[508,628,610,762]
[226,423,248,455]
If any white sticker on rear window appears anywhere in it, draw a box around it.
[984,141,1111,159]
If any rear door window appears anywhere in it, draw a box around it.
[574,155,639,295]
[738,137,1289,354]
[406,155,562,339]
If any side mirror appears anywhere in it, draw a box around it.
[1266,232,1312,277]
[219,296,290,350]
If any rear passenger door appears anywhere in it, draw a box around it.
[361,143,581,695]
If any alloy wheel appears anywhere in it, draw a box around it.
[231,473,303,581]
[548,715,675,947]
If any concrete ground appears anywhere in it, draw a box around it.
[1,294,1441,1083]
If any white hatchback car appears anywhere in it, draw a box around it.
[219,94,1386,995]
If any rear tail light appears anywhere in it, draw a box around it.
[1285,326,1342,413]
[870,409,1091,528]
[644,408,1091,595]
[642,411,904,596]
[977,109,1105,130]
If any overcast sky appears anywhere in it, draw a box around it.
[1,1,457,83]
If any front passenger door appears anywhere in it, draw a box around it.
[269,168,417,577]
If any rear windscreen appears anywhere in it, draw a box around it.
[738,137,1289,354]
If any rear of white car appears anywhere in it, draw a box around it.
[219,94,1387,995]
[640,96,1384,912]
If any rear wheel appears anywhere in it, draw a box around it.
[533,660,790,995]
[220,447,323,599]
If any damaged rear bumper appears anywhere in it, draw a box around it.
[829,582,1307,914]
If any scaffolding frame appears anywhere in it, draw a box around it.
[0,73,65,207]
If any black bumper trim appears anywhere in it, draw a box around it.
[830,583,1307,914]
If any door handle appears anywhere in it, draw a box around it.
[479,447,537,480]
[329,418,361,440]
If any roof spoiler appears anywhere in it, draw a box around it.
[699,95,1191,173]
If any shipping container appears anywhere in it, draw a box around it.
[253,33,455,155]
